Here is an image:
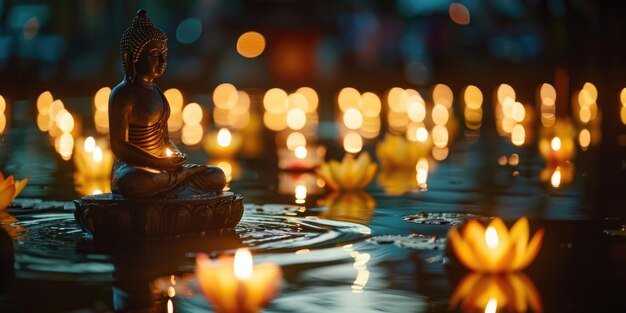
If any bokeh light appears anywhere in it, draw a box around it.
[237,31,266,58]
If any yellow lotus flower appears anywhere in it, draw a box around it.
[448,217,544,273]
[316,152,377,191]
[318,191,376,224]
[196,249,282,313]
[376,133,431,169]
[0,172,28,211]
[450,272,543,313]
[0,211,26,240]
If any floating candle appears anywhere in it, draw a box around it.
[448,217,544,273]
[196,248,282,313]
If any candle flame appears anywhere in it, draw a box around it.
[294,146,307,159]
[416,158,429,187]
[165,148,173,157]
[217,128,232,147]
[233,248,253,280]
[551,167,561,188]
[92,146,103,162]
[485,298,498,313]
[551,137,561,151]
[84,136,96,153]
[485,226,499,249]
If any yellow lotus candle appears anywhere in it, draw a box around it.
[375,133,431,170]
[316,152,377,191]
[448,217,544,273]
[450,272,542,312]
[196,248,282,313]
[0,172,28,211]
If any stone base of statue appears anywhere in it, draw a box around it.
[73,192,243,240]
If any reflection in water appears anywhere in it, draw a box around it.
[318,191,376,224]
[0,228,14,295]
[450,272,542,313]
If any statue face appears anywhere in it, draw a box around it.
[135,40,168,81]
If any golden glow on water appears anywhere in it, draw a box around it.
[360,92,381,117]
[343,132,363,153]
[485,298,498,313]
[217,128,232,147]
[432,84,453,108]
[213,83,237,109]
[343,108,363,130]
[264,88,288,114]
[551,167,562,188]
[464,85,483,110]
[432,104,449,125]
[286,108,307,130]
[432,146,449,161]
[551,137,561,151]
[511,124,525,146]
[233,248,253,280]
[295,184,307,204]
[236,31,266,58]
[338,87,361,112]
[408,96,426,122]
[182,103,203,125]
[432,125,449,148]
[579,129,591,150]
[37,91,53,115]
[296,87,318,113]
[286,132,306,150]
[181,124,203,146]
[416,158,429,187]
[485,227,499,249]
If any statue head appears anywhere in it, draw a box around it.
[120,10,168,83]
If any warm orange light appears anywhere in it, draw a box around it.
[432,104,449,125]
[296,87,319,113]
[316,152,377,191]
[551,167,561,188]
[360,92,381,117]
[264,88,288,114]
[286,132,306,150]
[92,146,103,162]
[37,91,54,115]
[464,85,483,110]
[181,124,203,146]
[376,133,431,169]
[432,84,453,108]
[416,158,428,187]
[263,111,287,131]
[57,110,75,133]
[338,87,361,112]
[195,250,282,313]
[485,298,497,313]
[511,124,525,146]
[551,137,561,151]
[343,132,363,154]
[407,96,426,122]
[432,125,449,148]
[448,217,544,272]
[415,127,428,142]
[294,146,308,159]
[236,31,266,58]
[496,84,516,104]
[214,83,238,109]
[94,87,111,112]
[343,108,363,130]
[164,88,184,112]
[217,128,232,147]
[579,129,591,149]
[233,248,253,280]
[286,108,306,130]
[182,102,203,126]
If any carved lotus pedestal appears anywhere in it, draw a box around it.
[74,192,244,240]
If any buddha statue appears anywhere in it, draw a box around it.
[109,10,225,198]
